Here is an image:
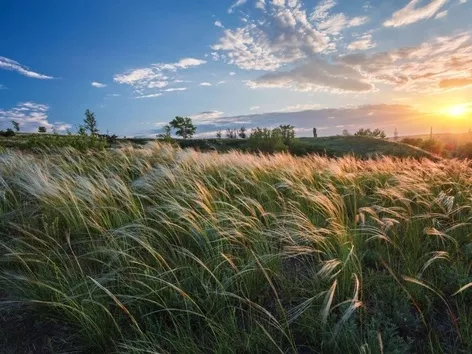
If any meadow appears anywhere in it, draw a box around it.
[1,142,472,353]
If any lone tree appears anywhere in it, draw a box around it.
[83,109,99,136]
[38,126,47,133]
[216,130,222,139]
[169,116,196,139]
[238,126,247,139]
[11,120,20,132]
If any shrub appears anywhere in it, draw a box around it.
[0,128,16,137]
[247,127,287,153]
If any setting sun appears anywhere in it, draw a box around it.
[448,105,467,117]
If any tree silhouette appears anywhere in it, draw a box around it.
[169,116,196,139]
[83,109,99,136]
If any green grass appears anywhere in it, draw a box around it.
[297,136,438,159]
[0,142,471,353]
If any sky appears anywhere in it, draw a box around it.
[1,0,472,137]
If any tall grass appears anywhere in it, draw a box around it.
[1,142,472,353]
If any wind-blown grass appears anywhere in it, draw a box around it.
[0,142,471,353]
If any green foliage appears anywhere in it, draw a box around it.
[169,116,196,139]
[216,130,222,139]
[238,126,247,139]
[83,109,99,136]
[0,128,16,137]
[24,134,107,151]
[38,126,47,133]
[226,128,238,139]
[247,127,287,153]
[354,128,387,139]
[279,124,296,144]
[157,124,173,142]
[11,120,20,132]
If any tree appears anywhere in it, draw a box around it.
[38,126,47,133]
[248,127,286,153]
[342,129,351,136]
[157,124,172,141]
[238,126,247,139]
[216,130,222,139]
[77,125,86,136]
[354,128,386,139]
[279,124,295,145]
[169,116,196,139]
[11,120,20,132]
[226,128,237,139]
[394,128,399,141]
[83,109,99,136]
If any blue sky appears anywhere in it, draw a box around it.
[1,0,472,137]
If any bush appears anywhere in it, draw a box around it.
[0,129,16,137]
[247,127,287,153]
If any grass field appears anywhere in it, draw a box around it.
[1,142,471,353]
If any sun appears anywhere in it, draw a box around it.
[448,105,467,117]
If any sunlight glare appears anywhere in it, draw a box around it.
[448,105,466,117]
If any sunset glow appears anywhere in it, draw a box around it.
[448,105,467,118]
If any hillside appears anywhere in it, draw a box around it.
[297,136,439,159]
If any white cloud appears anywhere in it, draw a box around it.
[213,1,332,71]
[134,93,163,98]
[247,58,374,93]
[0,56,54,79]
[228,0,248,13]
[213,0,370,71]
[435,10,448,18]
[230,72,236,76]
[339,32,472,93]
[0,102,71,132]
[114,58,205,96]
[190,110,225,122]
[250,106,260,111]
[0,84,6,90]
[347,33,376,51]
[459,0,467,3]
[281,104,322,112]
[255,0,266,10]
[311,0,337,20]
[317,14,368,35]
[384,0,449,27]
[199,82,212,86]
[162,87,188,92]
[91,81,107,88]
[217,80,227,85]
[215,21,224,28]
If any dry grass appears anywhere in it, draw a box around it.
[1,142,472,353]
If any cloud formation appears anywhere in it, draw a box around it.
[91,81,107,88]
[0,56,54,79]
[247,58,374,93]
[212,0,370,71]
[114,58,206,95]
[384,0,449,27]
[0,102,71,132]
[185,104,447,137]
[339,32,472,92]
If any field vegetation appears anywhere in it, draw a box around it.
[1,142,472,353]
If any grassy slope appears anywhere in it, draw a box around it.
[124,136,437,159]
[0,143,471,353]
[298,136,438,159]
